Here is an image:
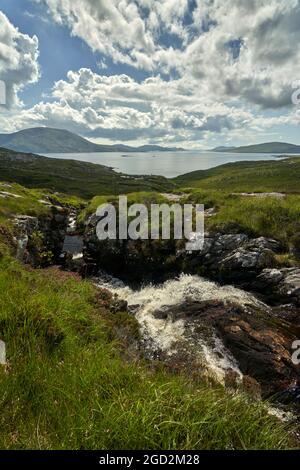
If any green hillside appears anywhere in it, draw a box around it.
[214,142,300,154]
[0,147,174,198]
[174,157,300,193]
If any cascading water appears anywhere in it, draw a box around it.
[94,273,268,383]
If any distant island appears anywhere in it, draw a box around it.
[211,142,300,154]
[0,127,184,154]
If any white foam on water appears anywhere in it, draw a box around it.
[72,253,83,260]
[197,333,242,382]
[95,273,185,353]
[94,273,266,382]
[67,215,77,234]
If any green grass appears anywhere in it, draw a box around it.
[173,159,300,253]
[210,195,300,245]
[175,157,300,193]
[0,181,84,222]
[0,182,49,224]
[0,164,299,449]
[0,181,85,262]
[0,256,296,450]
[78,187,300,254]
[78,191,169,224]
[182,189,300,249]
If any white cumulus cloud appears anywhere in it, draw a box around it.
[2,1,300,146]
[0,11,40,107]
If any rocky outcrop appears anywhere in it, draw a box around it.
[217,237,280,282]
[255,268,300,305]
[182,235,281,281]
[13,215,38,261]
[13,206,69,267]
[83,212,300,403]
[83,213,295,298]
[83,213,181,282]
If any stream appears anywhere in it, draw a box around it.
[59,209,300,409]
[93,271,267,384]
[62,211,83,260]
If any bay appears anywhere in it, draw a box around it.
[43,150,282,178]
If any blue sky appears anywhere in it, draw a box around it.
[0,0,300,147]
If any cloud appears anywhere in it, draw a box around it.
[1,67,258,145]
[36,0,300,109]
[0,11,40,107]
[182,0,300,109]
[2,2,300,146]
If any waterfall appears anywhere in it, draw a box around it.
[94,273,267,383]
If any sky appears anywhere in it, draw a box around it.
[0,0,300,148]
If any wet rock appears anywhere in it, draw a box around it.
[276,383,300,404]
[83,219,254,283]
[218,238,282,284]
[153,299,300,398]
[215,314,299,397]
[282,270,300,303]
[220,247,276,275]
[13,215,39,261]
[110,298,128,314]
[86,213,101,227]
[13,208,69,266]
[83,210,298,305]
[246,237,283,253]
[257,268,285,285]
[256,268,300,305]
[224,369,240,390]
[54,213,67,224]
[216,234,249,252]
[242,376,262,400]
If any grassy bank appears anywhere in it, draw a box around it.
[78,191,169,224]
[0,182,84,257]
[0,255,296,450]
[172,158,300,254]
[78,187,300,256]
[181,189,300,252]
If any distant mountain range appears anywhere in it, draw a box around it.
[211,142,300,154]
[0,127,184,154]
[211,146,237,152]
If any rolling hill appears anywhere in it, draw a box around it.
[0,127,183,154]
[212,142,300,154]
[174,157,300,193]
